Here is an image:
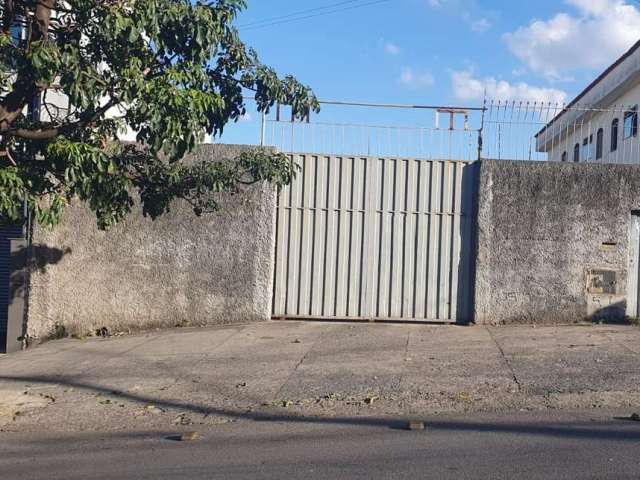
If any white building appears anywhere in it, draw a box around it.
[536,39,640,164]
[9,24,137,141]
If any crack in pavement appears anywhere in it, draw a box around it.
[486,327,522,393]
[404,331,411,358]
[271,327,324,402]
[599,330,640,355]
[399,331,411,386]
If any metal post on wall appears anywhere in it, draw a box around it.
[260,111,266,147]
[477,95,487,161]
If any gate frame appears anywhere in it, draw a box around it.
[271,153,478,324]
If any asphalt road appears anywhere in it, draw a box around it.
[2,410,640,479]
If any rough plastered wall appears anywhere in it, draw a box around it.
[474,160,640,325]
[27,144,277,339]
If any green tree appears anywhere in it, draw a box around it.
[0,0,318,229]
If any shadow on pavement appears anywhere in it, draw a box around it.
[1,374,640,441]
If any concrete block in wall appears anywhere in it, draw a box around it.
[474,160,640,325]
[25,144,277,339]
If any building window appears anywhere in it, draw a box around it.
[611,118,619,152]
[574,143,580,162]
[624,106,638,139]
[561,151,567,162]
[596,128,604,160]
[582,135,594,161]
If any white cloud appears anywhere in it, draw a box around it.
[239,112,253,123]
[566,0,612,16]
[504,0,640,80]
[427,0,494,33]
[470,17,492,33]
[451,70,568,104]
[399,68,435,89]
[383,41,401,55]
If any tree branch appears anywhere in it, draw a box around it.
[3,97,120,141]
[2,0,14,33]
[0,75,33,132]
[33,0,54,42]
[0,149,17,166]
[0,0,53,133]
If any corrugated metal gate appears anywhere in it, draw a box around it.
[272,154,477,323]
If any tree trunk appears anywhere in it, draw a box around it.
[2,0,14,33]
[0,0,53,133]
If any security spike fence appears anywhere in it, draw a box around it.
[259,100,483,161]
[482,100,640,163]
[241,98,640,164]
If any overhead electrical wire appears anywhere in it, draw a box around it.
[238,0,364,28]
[238,0,391,31]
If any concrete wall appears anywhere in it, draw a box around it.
[474,159,640,325]
[25,150,640,336]
[26,144,277,339]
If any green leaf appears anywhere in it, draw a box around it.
[0,0,316,230]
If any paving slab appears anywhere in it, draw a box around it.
[488,325,640,396]
[0,322,639,433]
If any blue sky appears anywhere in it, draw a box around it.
[220,0,640,145]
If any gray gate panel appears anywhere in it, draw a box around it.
[273,154,476,322]
[310,156,327,317]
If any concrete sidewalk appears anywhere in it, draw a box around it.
[1,321,639,432]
